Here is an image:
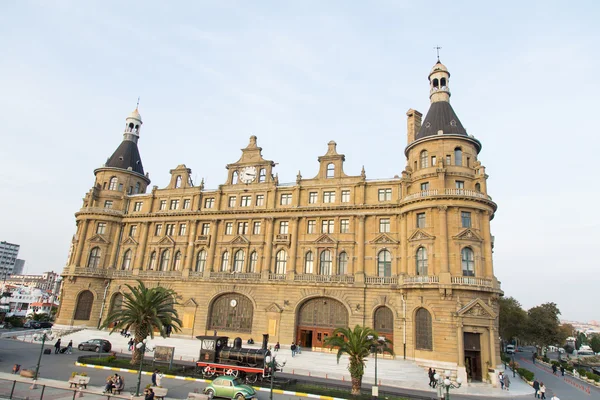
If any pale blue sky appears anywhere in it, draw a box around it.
[0,1,598,322]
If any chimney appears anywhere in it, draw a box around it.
[406,109,422,144]
[262,333,269,350]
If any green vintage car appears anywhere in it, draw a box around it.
[204,376,258,400]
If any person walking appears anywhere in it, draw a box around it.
[66,340,73,354]
[539,382,546,399]
[533,352,537,364]
[156,371,163,387]
[428,368,434,387]
[144,388,155,400]
[128,338,134,351]
[533,379,540,398]
[498,372,505,390]
[291,342,297,357]
[552,364,557,375]
[431,369,437,388]
[54,338,62,354]
[274,342,280,352]
[559,365,565,376]
[151,369,158,386]
[504,374,511,391]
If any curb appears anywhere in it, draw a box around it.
[75,362,346,400]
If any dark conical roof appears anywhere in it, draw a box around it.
[105,140,145,175]
[415,101,467,140]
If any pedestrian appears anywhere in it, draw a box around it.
[66,340,73,354]
[560,365,565,376]
[504,374,511,391]
[151,369,158,386]
[274,341,280,352]
[539,382,546,399]
[533,379,540,398]
[498,372,504,390]
[128,338,134,351]
[296,342,302,354]
[291,342,297,357]
[428,368,434,387]
[54,338,62,354]
[144,388,155,400]
[431,369,437,388]
[533,352,537,364]
[103,376,115,394]
[156,371,163,387]
[552,364,557,375]
[550,395,559,400]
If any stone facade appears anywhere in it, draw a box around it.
[56,61,502,381]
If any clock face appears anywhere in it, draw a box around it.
[230,299,238,307]
[239,166,257,184]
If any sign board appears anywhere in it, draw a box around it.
[154,345,175,367]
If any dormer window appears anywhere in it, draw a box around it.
[420,150,428,169]
[454,147,463,166]
[175,176,182,188]
[134,182,140,194]
[259,169,266,183]
[326,163,335,178]
[108,177,118,191]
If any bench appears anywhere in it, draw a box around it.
[113,379,125,394]
[153,387,168,400]
[187,392,210,400]
[68,375,90,389]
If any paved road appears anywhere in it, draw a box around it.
[514,351,600,400]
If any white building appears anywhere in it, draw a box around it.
[0,286,57,318]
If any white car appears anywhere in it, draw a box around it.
[506,345,515,354]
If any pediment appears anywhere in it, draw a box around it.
[454,229,483,242]
[157,236,175,246]
[458,298,495,319]
[265,303,283,313]
[408,229,435,242]
[314,234,336,244]
[87,234,109,244]
[370,233,398,245]
[183,298,198,307]
[122,236,139,246]
[230,235,250,245]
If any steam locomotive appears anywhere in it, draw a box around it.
[196,334,281,383]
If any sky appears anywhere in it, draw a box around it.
[0,1,598,322]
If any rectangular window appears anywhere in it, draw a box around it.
[183,199,191,209]
[378,188,392,201]
[420,182,429,191]
[308,192,318,204]
[104,200,113,209]
[321,220,334,233]
[279,221,289,234]
[241,195,251,207]
[256,194,265,206]
[253,221,261,235]
[340,219,350,233]
[323,191,335,203]
[159,200,167,210]
[129,225,137,237]
[166,224,175,236]
[201,223,210,235]
[280,193,292,205]
[170,199,179,210]
[455,181,465,189]
[461,212,472,228]
[307,220,316,234]
[417,213,426,228]
[238,222,248,235]
[133,202,143,212]
[96,222,106,234]
[446,155,451,166]
[431,156,437,166]
[179,223,187,236]
[228,196,236,208]
[225,222,233,235]
[341,190,350,203]
[379,218,390,233]
[155,224,162,236]
[204,198,215,209]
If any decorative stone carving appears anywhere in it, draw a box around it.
[454,229,483,242]
[370,233,399,245]
[230,235,249,245]
[314,234,336,244]
[408,229,435,242]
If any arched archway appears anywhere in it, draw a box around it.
[296,297,348,349]
[74,290,94,321]
[374,306,394,351]
[208,293,253,333]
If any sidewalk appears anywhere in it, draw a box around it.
[35,328,533,398]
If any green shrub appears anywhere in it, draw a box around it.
[564,344,575,354]
[551,361,559,366]
[517,367,535,381]
[4,316,23,327]
[585,372,600,382]
[542,356,550,363]
[578,368,587,376]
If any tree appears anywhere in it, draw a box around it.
[525,302,562,348]
[499,297,528,342]
[323,325,393,396]
[30,312,50,322]
[576,331,588,350]
[100,281,182,365]
[557,323,575,346]
[590,334,600,354]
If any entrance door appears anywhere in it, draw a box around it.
[464,332,482,381]
[296,297,348,350]
[300,329,313,348]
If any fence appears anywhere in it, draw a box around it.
[0,378,135,400]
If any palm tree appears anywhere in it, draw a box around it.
[323,325,394,396]
[100,281,182,365]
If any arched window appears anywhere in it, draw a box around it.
[109,293,123,314]
[432,78,439,88]
[304,251,314,274]
[74,290,94,320]
[461,247,475,277]
[121,249,132,270]
[319,250,332,275]
[338,252,348,275]
[134,124,140,132]
[134,182,141,194]
[159,250,170,271]
[475,183,481,192]
[128,122,134,131]
[259,169,266,183]
[87,247,101,269]
[108,177,118,191]
[275,250,287,274]
[248,251,258,273]
[378,250,392,277]
[221,251,229,272]
[416,247,428,275]
[454,147,463,166]
[415,308,433,350]
[148,251,157,270]
[175,176,182,188]
[173,251,182,270]
[326,163,335,178]
[209,293,254,333]
[420,150,429,169]
[374,306,393,334]
[440,77,447,87]
[234,250,245,272]
[232,171,239,184]
[195,250,207,272]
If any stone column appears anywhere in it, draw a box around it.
[184,220,198,271]
[437,206,449,273]
[481,211,493,278]
[205,220,220,277]
[73,219,90,268]
[289,217,299,274]
[457,322,464,366]
[135,222,149,270]
[356,216,366,276]
[400,214,407,274]
[489,323,497,367]
[262,218,274,273]
[108,223,123,269]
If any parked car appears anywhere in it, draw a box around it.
[505,344,515,354]
[78,339,112,353]
[204,376,258,400]
[38,321,53,328]
[23,320,41,329]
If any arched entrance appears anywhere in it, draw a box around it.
[374,306,394,351]
[296,297,348,349]
[74,290,94,321]
[108,293,123,328]
[208,293,254,333]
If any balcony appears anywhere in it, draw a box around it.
[274,234,290,244]
[365,276,398,285]
[73,268,111,277]
[137,270,182,278]
[77,207,124,216]
[402,189,492,202]
[294,274,355,284]
[404,275,439,284]
[196,235,210,245]
[112,270,133,278]
[451,276,493,287]
[268,273,287,281]
[210,272,262,280]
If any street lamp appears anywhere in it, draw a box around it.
[511,353,516,377]
[264,354,276,400]
[367,335,386,400]
[135,339,153,397]
[433,370,462,400]
[32,329,54,388]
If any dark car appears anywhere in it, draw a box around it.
[38,321,53,328]
[78,339,112,353]
[23,321,41,329]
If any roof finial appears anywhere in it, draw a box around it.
[434,45,442,62]
[136,96,140,109]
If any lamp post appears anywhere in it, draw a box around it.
[265,354,276,400]
[433,370,462,400]
[511,353,516,378]
[367,335,386,399]
[33,329,53,388]
[135,339,152,397]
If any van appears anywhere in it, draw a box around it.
[506,345,515,354]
